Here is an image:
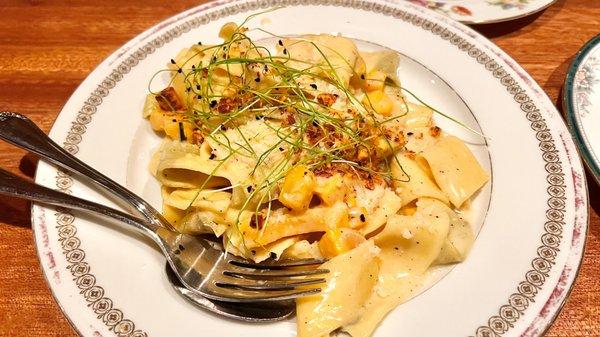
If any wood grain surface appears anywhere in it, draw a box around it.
[0,1,598,336]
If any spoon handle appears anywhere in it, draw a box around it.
[0,167,158,237]
[0,112,172,230]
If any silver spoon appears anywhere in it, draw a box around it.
[164,264,294,322]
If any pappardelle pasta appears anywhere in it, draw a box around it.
[143,17,488,337]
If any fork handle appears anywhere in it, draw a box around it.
[0,167,159,237]
[0,112,171,230]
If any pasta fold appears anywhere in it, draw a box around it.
[297,240,380,337]
[390,153,449,207]
[419,136,489,208]
[343,198,450,337]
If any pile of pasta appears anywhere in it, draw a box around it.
[143,22,488,337]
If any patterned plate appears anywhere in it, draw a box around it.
[404,0,557,24]
[31,1,587,336]
[564,34,600,185]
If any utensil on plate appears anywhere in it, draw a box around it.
[0,115,294,322]
[0,112,326,304]
[0,167,325,302]
[164,264,294,322]
[0,111,176,230]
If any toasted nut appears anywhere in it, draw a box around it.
[317,93,338,107]
[429,126,442,137]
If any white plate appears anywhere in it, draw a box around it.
[564,34,600,185]
[404,0,556,24]
[31,1,587,337]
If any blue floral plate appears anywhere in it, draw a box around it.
[564,34,600,185]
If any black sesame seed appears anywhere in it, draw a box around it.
[278,39,283,46]
[360,214,366,222]
[209,153,216,160]
[407,132,414,136]
[170,59,176,64]
[255,77,260,82]
[283,48,287,55]
[177,68,182,73]
[360,74,365,80]
[247,186,253,193]
[210,100,217,108]
[310,83,317,90]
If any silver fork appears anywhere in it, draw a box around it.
[0,168,326,302]
[0,112,327,303]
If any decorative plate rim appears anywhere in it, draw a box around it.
[563,33,600,185]
[30,1,589,336]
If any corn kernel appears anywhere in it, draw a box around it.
[356,146,370,161]
[279,165,316,212]
[318,228,366,259]
[374,136,396,157]
[219,22,238,41]
[362,91,394,116]
[164,120,194,142]
[149,111,169,131]
[364,70,387,92]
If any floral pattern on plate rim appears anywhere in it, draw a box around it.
[573,54,599,117]
[564,34,600,185]
[407,1,474,17]
[407,0,533,18]
[487,0,530,10]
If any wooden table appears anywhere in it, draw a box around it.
[0,1,598,336]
